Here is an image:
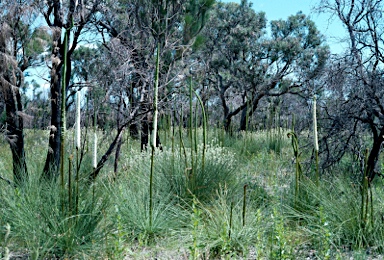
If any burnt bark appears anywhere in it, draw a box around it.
[141,113,162,151]
[366,126,384,181]
[141,114,150,151]
[42,0,92,178]
[239,94,264,131]
[129,123,140,139]
[0,5,30,183]
[2,81,27,183]
[43,28,63,178]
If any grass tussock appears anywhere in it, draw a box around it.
[1,128,384,259]
[0,173,110,258]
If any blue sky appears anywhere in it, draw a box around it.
[222,0,348,54]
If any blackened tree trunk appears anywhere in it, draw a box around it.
[129,123,140,139]
[318,0,384,183]
[239,94,264,131]
[218,75,231,132]
[2,79,27,183]
[42,12,67,177]
[141,113,162,151]
[42,53,62,177]
[141,114,150,151]
[41,0,98,178]
[0,12,29,183]
[366,126,384,181]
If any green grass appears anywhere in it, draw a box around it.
[283,175,384,258]
[1,128,384,258]
[111,171,187,245]
[0,174,110,258]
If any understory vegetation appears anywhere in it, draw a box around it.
[1,0,384,259]
[1,128,383,259]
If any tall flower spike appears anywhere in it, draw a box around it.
[93,131,97,169]
[313,96,318,152]
[76,92,81,150]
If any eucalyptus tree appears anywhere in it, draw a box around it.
[318,0,384,181]
[33,0,103,178]
[200,0,329,131]
[0,0,48,183]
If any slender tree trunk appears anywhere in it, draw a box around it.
[239,106,248,131]
[129,123,140,139]
[223,117,231,132]
[367,127,384,181]
[43,72,62,177]
[141,114,150,151]
[90,125,125,181]
[128,81,140,139]
[219,76,231,132]
[114,96,123,174]
[141,113,162,151]
[114,139,122,174]
[239,94,264,131]
[43,28,63,178]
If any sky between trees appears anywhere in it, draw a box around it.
[225,0,347,54]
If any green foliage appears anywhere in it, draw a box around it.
[185,187,266,259]
[287,131,303,205]
[25,27,51,58]
[125,142,238,205]
[0,175,110,258]
[111,171,187,244]
[285,176,384,256]
[192,34,205,50]
[317,205,332,260]
[189,196,203,259]
[269,12,329,70]
[219,130,290,160]
[200,1,329,131]
[2,128,384,258]
[0,223,11,259]
[267,127,285,155]
[72,46,101,82]
[269,207,293,259]
[183,0,215,44]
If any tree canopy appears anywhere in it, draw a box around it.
[3,0,384,184]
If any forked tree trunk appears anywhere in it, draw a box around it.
[239,94,264,131]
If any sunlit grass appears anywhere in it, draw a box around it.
[1,128,384,258]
